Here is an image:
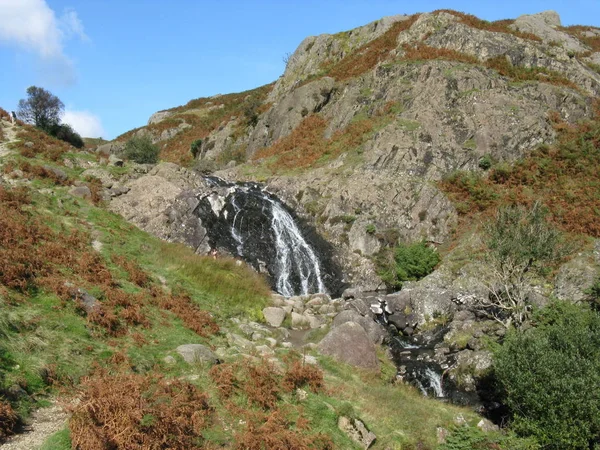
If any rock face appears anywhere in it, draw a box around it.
[116,10,600,291]
[211,10,597,289]
[318,322,380,370]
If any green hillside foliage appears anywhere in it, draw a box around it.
[494,302,600,449]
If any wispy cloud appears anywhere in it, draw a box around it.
[62,110,105,138]
[0,0,89,85]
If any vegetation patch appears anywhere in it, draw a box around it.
[326,15,420,81]
[441,107,600,237]
[375,240,441,289]
[484,56,579,90]
[433,10,542,42]
[117,84,273,167]
[70,368,214,449]
[494,302,600,449]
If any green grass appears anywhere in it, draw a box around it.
[40,428,71,450]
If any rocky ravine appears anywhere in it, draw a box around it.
[113,10,600,289]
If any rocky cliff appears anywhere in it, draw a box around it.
[110,9,600,290]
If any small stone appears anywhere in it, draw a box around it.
[251,332,264,341]
[477,418,499,432]
[302,355,318,365]
[163,355,176,365]
[265,337,278,347]
[69,185,92,200]
[281,342,293,348]
[175,344,218,365]
[255,345,274,356]
[296,388,308,401]
[437,427,449,444]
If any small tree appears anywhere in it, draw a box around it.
[478,202,567,328]
[122,135,160,164]
[17,86,64,131]
[494,302,600,449]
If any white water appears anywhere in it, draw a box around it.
[205,176,327,297]
[424,367,445,398]
[230,195,245,255]
[267,197,326,297]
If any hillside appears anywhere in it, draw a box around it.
[111,9,600,290]
[1,8,600,450]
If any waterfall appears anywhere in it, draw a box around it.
[267,197,326,297]
[423,367,445,398]
[197,177,330,297]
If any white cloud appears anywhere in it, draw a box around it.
[62,110,105,138]
[0,0,88,85]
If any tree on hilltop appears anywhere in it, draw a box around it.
[17,86,64,131]
[16,86,84,148]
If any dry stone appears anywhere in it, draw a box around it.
[262,307,286,327]
[175,344,218,365]
[318,322,379,371]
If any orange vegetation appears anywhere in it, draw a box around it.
[327,15,420,81]
[441,106,600,237]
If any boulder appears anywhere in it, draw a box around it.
[262,307,286,327]
[175,344,218,365]
[332,310,386,345]
[291,312,310,330]
[318,322,379,371]
[69,185,92,200]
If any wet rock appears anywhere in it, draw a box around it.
[318,322,379,371]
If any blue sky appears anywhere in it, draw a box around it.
[1,0,599,139]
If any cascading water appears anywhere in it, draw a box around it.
[267,197,326,297]
[195,177,337,297]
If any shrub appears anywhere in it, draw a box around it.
[494,302,600,449]
[439,425,539,450]
[48,123,84,149]
[585,277,600,309]
[70,370,214,449]
[376,240,440,289]
[190,138,202,159]
[0,401,18,442]
[478,154,493,170]
[122,135,160,164]
[478,202,569,327]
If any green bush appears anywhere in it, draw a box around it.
[48,123,84,149]
[190,139,203,159]
[376,240,440,289]
[479,202,569,327]
[123,135,160,164]
[439,425,539,450]
[478,154,493,170]
[494,302,600,449]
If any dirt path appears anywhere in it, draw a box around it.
[0,403,68,450]
[0,120,19,158]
